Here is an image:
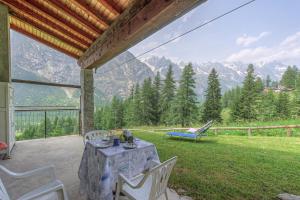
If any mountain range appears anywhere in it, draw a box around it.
[11,31,288,106]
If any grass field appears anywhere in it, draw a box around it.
[132,131,300,200]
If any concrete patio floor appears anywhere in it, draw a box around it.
[0,135,192,200]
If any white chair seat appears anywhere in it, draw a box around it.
[122,175,153,200]
[116,157,177,200]
[0,165,68,200]
[18,180,63,200]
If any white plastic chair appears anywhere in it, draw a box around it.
[115,156,177,200]
[0,165,68,200]
[83,130,109,145]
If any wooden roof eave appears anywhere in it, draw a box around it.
[10,16,82,59]
[78,0,207,69]
[0,0,93,46]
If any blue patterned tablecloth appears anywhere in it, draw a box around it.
[78,139,160,200]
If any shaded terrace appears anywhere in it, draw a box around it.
[0,0,207,199]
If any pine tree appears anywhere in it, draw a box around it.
[255,77,264,93]
[232,64,257,121]
[152,72,161,125]
[123,85,135,126]
[94,108,103,129]
[276,92,290,118]
[296,72,300,92]
[258,91,276,121]
[202,68,222,122]
[110,96,124,129]
[132,84,142,126]
[266,75,271,88]
[173,63,197,127]
[160,65,176,124]
[140,78,155,125]
[280,66,298,89]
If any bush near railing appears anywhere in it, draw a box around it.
[15,107,80,141]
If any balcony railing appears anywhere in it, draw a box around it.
[14,106,80,141]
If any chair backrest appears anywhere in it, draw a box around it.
[83,130,109,145]
[0,178,10,200]
[197,120,213,134]
[149,157,177,200]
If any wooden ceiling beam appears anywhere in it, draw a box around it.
[49,0,106,33]
[78,0,207,69]
[10,23,80,59]
[0,0,93,45]
[76,0,113,25]
[68,0,110,28]
[11,13,87,51]
[98,0,120,16]
[26,0,98,41]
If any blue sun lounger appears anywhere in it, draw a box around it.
[167,120,213,141]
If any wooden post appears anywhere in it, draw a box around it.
[248,128,252,137]
[286,128,292,137]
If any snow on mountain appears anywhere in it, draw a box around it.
[11,31,289,104]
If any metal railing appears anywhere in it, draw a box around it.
[14,106,80,141]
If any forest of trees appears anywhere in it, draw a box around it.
[16,116,79,140]
[95,63,300,129]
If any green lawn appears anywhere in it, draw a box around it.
[132,131,300,200]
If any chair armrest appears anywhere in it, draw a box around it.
[150,160,161,166]
[119,172,149,189]
[18,180,67,200]
[0,165,56,180]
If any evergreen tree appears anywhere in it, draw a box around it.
[123,86,135,127]
[290,93,300,118]
[160,65,176,124]
[280,66,298,89]
[132,84,142,126]
[258,91,276,121]
[94,108,103,129]
[276,92,290,118]
[140,78,155,125]
[232,64,257,121]
[296,72,300,92]
[202,68,222,122]
[110,96,124,129]
[173,63,197,127]
[266,75,271,88]
[255,77,264,93]
[152,72,161,125]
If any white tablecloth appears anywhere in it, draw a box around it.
[78,139,159,200]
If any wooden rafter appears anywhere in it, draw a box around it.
[0,0,93,45]
[49,0,107,33]
[7,2,88,51]
[98,0,120,16]
[58,0,109,30]
[75,0,115,24]
[26,0,98,40]
[11,12,87,51]
[79,0,207,69]
[10,18,81,59]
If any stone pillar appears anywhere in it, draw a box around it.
[0,3,14,156]
[0,3,10,82]
[80,69,94,135]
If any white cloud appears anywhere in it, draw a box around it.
[236,32,270,47]
[181,10,195,23]
[226,31,300,65]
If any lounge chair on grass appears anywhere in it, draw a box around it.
[167,120,213,141]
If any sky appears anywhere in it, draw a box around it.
[129,0,300,66]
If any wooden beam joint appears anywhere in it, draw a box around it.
[78,0,207,69]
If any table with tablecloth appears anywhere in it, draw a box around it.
[78,139,160,200]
